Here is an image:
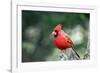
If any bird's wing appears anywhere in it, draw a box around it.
[61,30,73,45]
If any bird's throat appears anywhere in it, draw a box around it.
[54,34,57,38]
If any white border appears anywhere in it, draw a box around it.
[12,4,97,73]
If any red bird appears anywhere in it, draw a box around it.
[51,24,80,60]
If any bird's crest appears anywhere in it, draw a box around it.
[54,24,62,31]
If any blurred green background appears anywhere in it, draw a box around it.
[22,10,90,62]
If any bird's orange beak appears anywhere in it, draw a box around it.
[51,31,56,36]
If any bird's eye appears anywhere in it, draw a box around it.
[54,30,57,32]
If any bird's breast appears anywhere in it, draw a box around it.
[54,35,72,50]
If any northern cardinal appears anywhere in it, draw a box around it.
[51,24,80,60]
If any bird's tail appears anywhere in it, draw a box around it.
[60,47,80,60]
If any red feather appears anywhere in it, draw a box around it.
[51,24,73,50]
[54,30,73,50]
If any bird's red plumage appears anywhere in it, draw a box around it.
[51,24,73,50]
[54,30,73,50]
